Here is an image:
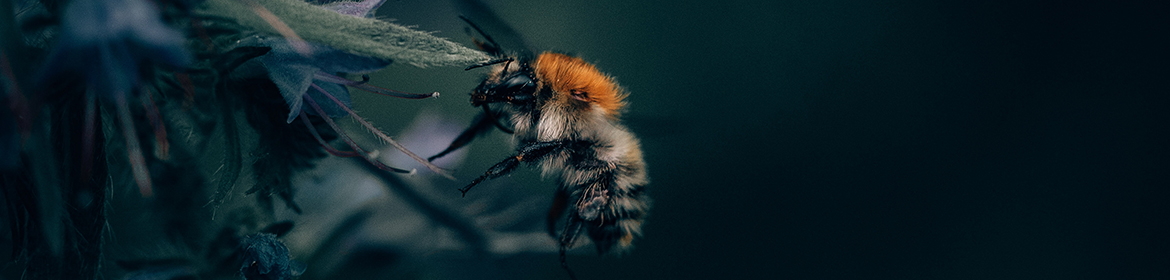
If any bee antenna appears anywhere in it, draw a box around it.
[465,57,514,71]
[459,15,502,52]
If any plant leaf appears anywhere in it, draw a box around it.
[197,0,489,67]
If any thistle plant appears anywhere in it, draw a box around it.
[0,0,494,278]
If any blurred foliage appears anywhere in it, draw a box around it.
[0,0,515,279]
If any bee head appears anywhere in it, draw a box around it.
[471,58,539,107]
[471,52,625,118]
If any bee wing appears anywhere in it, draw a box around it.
[451,0,536,59]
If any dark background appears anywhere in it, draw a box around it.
[362,1,1168,279]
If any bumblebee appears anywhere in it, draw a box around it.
[429,9,650,257]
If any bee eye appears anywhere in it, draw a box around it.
[497,74,537,104]
[471,69,538,106]
[502,74,536,96]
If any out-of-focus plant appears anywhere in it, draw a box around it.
[1,0,489,278]
[38,0,193,197]
[280,112,574,279]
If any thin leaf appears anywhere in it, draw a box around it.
[197,0,490,67]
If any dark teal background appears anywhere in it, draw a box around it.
[364,1,1167,279]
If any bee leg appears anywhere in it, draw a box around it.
[483,104,513,134]
[428,107,504,162]
[459,155,519,197]
[547,187,569,237]
[557,215,583,280]
[458,141,566,196]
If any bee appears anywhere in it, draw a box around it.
[429,2,651,261]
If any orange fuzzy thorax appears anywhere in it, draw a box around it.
[534,52,626,117]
